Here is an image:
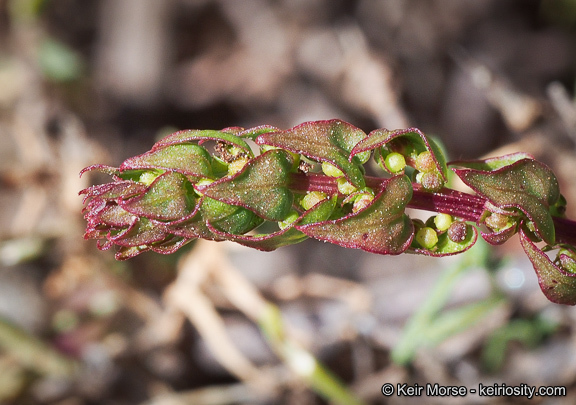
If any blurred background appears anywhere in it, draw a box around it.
[1,0,576,404]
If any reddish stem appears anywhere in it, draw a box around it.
[290,172,576,244]
[290,173,486,221]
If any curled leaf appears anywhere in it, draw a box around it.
[297,175,413,254]
[449,152,533,171]
[208,196,338,251]
[152,129,254,157]
[519,227,576,305]
[198,150,294,221]
[256,119,368,188]
[411,223,478,256]
[119,172,196,221]
[237,125,281,140]
[481,225,518,245]
[453,158,560,245]
[350,127,448,181]
[120,143,214,179]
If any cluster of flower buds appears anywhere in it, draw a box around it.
[80,120,576,304]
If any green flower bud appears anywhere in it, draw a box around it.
[352,193,374,213]
[194,178,214,196]
[228,157,250,175]
[416,227,438,249]
[201,197,263,234]
[336,177,356,195]
[279,210,300,230]
[384,152,406,173]
[301,191,327,211]
[322,162,344,178]
[434,213,452,231]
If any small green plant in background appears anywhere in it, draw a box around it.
[80,119,576,305]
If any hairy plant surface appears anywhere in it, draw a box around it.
[80,120,576,304]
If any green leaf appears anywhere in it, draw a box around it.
[80,180,146,202]
[200,197,263,235]
[166,208,222,241]
[112,217,168,248]
[121,143,214,179]
[481,224,518,245]
[152,129,254,157]
[297,175,413,254]
[199,150,294,221]
[256,120,368,188]
[212,195,338,251]
[237,125,281,140]
[350,127,448,180]
[120,172,196,221]
[454,159,560,245]
[411,223,478,256]
[449,152,533,171]
[519,228,576,305]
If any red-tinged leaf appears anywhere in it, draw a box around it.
[79,164,118,178]
[256,119,368,188]
[449,152,533,171]
[119,172,196,221]
[350,127,448,180]
[481,224,517,245]
[237,125,280,140]
[115,245,147,260]
[208,195,338,251]
[297,175,413,255]
[411,224,478,256]
[152,129,253,157]
[453,159,560,245]
[85,228,109,242]
[120,143,213,179]
[80,181,146,203]
[83,197,107,218]
[167,211,223,242]
[111,218,169,247]
[195,196,264,235]
[150,237,189,255]
[98,203,135,227]
[198,150,294,221]
[208,222,307,251]
[96,239,113,251]
[519,228,576,305]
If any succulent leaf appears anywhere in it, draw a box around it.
[297,175,413,254]
[152,129,254,157]
[119,172,196,221]
[256,119,368,188]
[453,158,560,245]
[412,223,478,256]
[120,143,214,179]
[198,150,294,221]
[519,228,576,305]
[350,127,448,181]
